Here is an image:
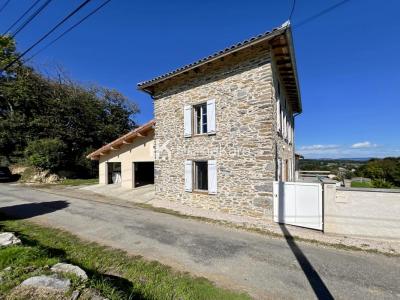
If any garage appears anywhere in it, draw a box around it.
[134,162,154,187]
[87,120,155,189]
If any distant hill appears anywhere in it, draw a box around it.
[311,158,372,162]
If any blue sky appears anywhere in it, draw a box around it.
[1,0,399,159]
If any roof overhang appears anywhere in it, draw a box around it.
[137,21,302,113]
[86,120,155,161]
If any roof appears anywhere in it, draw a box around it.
[137,21,302,113]
[86,120,155,160]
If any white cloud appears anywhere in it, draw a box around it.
[351,141,377,149]
[299,144,339,151]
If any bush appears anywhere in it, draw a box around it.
[24,138,66,171]
[372,179,393,189]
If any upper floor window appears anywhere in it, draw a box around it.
[194,103,207,135]
[184,99,216,137]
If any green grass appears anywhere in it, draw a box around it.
[0,217,251,300]
[351,181,373,188]
[58,178,98,186]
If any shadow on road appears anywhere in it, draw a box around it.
[277,181,333,299]
[279,224,333,300]
[0,201,69,220]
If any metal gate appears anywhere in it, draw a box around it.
[273,181,323,230]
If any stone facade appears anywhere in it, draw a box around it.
[152,42,295,218]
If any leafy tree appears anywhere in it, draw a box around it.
[0,35,139,176]
[372,179,394,189]
[356,157,400,187]
[24,138,66,171]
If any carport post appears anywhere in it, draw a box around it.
[99,161,108,185]
[131,162,135,189]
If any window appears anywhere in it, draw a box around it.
[194,161,208,190]
[194,103,207,135]
[185,160,217,194]
[184,100,215,137]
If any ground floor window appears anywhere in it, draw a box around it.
[185,160,217,194]
[194,161,208,191]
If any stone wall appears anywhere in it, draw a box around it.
[271,56,295,181]
[153,43,294,218]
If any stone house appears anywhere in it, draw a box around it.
[136,21,302,218]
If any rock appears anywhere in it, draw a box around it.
[21,274,71,290]
[51,263,88,280]
[7,285,68,300]
[70,290,80,300]
[3,266,12,272]
[0,232,21,247]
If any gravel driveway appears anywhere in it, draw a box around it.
[0,183,399,299]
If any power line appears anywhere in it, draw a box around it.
[0,0,10,15]
[293,0,351,29]
[288,0,296,21]
[11,0,53,38]
[2,0,94,71]
[27,0,112,62]
[3,0,41,34]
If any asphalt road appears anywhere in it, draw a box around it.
[0,183,399,299]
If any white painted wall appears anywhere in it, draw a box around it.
[98,131,154,189]
[324,186,400,240]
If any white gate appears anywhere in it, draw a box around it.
[273,181,323,230]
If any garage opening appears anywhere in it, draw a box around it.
[134,162,154,188]
[107,162,121,184]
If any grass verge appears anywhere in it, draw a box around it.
[0,217,251,300]
[57,178,98,186]
[351,181,373,188]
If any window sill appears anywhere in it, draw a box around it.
[192,189,209,195]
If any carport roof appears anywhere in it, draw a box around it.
[87,120,155,160]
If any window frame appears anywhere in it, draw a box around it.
[192,102,208,136]
[193,160,208,192]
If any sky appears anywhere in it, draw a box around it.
[0,0,399,159]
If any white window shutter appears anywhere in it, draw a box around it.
[278,159,282,181]
[276,98,281,133]
[184,105,192,137]
[283,111,287,139]
[208,160,217,194]
[185,160,192,192]
[207,99,216,134]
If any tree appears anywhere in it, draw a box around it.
[25,138,66,171]
[0,35,139,176]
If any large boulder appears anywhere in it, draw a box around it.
[51,263,88,280]
[21,274,71,290]
[0,232,21,247]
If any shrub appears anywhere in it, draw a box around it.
[372,179,393,189]
[24,138,66,171]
